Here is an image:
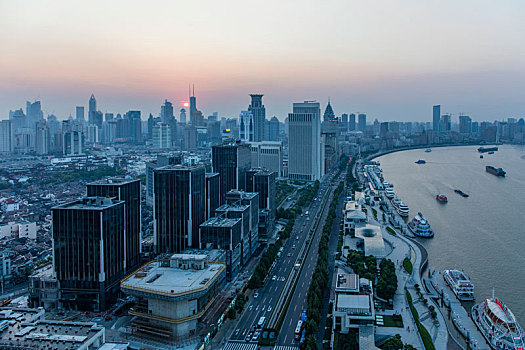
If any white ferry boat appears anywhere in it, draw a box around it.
[408,212,433,238]
[472,293,525,350]
[396,201,409,217]
[385,187,395,199]
[443,269,474,300]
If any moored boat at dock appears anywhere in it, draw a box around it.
[472,294,525,350]
[444,269,474,300]
[408,212,433,237]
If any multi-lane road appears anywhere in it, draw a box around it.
[225,172,338,348]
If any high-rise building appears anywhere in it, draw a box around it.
[440,114,451,132]
[205,173,221,220]
[161,100,174,124]
[459,115,472,134]
[268,116,280,141]
[125,110,142,143]
[179,108,187,123]
[349,113,356,131]
[0,120,14,153]
[207,120,221,145]
[63,130,84,155]
[189,85,197,125]
[433,105,440,133]
[211,140,251,203]
[76,106,85,123]
[248,94,266,141]
[225,190,259,260]
[87,178,141,272]
[323,99,336,122]
[341,113,348,131]
[145,153,182,206]
[152,122,171,149]
[35,120,50,155]
[88,94,97,125]
[239,110,254,142]
[288,101,322,181]
[26,101,43,126]
[52,197,125,311]
[153,164,206,253]
[184,125,198,150]
[249,141,283,176]
[358,113,367,132]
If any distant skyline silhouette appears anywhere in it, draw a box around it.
[1,1,524,121]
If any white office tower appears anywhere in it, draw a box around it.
[288,101,322,181]
[239,110,254,142]
[152,122,171,149]
[0,120,14,153]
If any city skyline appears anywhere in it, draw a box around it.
[2,1,525,121]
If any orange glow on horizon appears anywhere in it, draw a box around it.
[183,101,189,107]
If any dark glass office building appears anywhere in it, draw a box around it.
[205,172,220,220]
[211,140,251,204]
[199,216,242,280]
[87,177,141,272]
[153,164,205,253]
[225,190,260,257]
[52,197,125,312]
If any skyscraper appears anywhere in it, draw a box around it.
[35,120,50,155]
[161,100,174,124]
[179,108,187,123]
[323,99,335,122]
[349,113,356,131]
[26,101,43,126]
[52,197,125,311]
[268,116,280,141]
[248,94,266,141]
[88,94,97,125]
[433,105,440,133]
[211,140,251,203]
[0,120,14,153]
[152,122,171,148]
[341,113,348,131]
[153,164,206,253]
[76,106,85,123]
[87,178,141,272]
[288,101,322,181]
[239,110,253,142]
[459,115,472,134]
[358,113,367,132]
[189,85,197,125]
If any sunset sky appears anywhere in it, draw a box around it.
[1,0,525,121]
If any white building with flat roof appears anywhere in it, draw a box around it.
[249,141,283,176]
[288,101,323,181]
[120,254,226,339]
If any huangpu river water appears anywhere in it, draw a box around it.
[376,145,525,322]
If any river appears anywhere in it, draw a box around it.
[376,144,525,322]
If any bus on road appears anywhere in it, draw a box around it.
[294,320,303,340]
[256,316,266,330]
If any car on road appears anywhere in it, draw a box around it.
[252,331,260,341]
[296,236,299,240]
[287,253,292,257]
[267,306,272,312]
[234,329,240,336]
[292,245,296,249]
[245,332,253,342]
[249,305,253,310]
[272,275,277,281]
[254,292,259,298]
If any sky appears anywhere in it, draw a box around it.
[1,0,525,122]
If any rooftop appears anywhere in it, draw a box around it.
[53,197,123,210]
[87,177,139,186]
[121,259,225,297]
[0,308,106,350]
[216,203,249,213]
[336,273,359,292]
[201,216,241,228]
[337,294,372,314]
[355,224,386,257]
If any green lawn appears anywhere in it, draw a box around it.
[403,257,413,274]
[386,226,397,235]
[376,314,404,328]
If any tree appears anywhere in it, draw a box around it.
[227,308,236,319]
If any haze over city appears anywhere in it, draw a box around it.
[2,0,525,121]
